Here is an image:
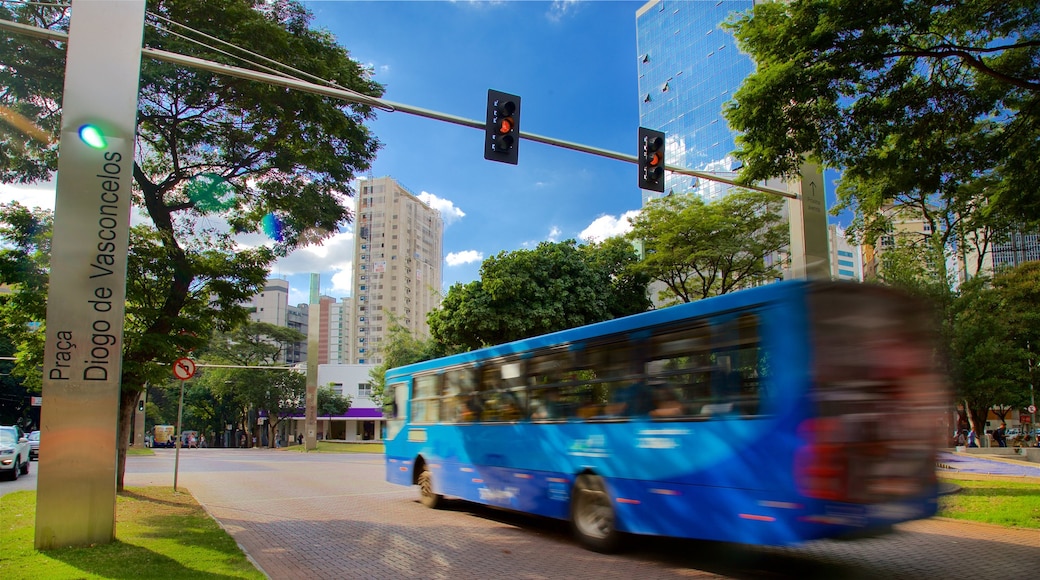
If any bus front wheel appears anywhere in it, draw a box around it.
[417,465,442,509]
[570,473,620,553]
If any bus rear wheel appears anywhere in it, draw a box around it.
[570,473,620,553]
[417,465,442,509]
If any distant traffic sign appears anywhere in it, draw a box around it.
[172,357,196,380]
[1028,405,1037,414]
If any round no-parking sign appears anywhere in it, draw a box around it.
[173,357,196,380]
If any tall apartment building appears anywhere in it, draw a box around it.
[636,0,756,207]
[861,203,934,281]
[349,176,443,365]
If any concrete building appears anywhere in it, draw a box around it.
[283,364,383,442]
[349,176,443,364]
[247,278,307,365]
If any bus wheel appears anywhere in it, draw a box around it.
[570,473,620,553]
[417,465,442,509]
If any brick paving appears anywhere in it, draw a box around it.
[122,449,1039,579]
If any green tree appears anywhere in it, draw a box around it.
[0,203,49,389]
[723,0,1040,224]
[369,316,444,408]
[626,191,787,304]
[317,384,351,419]
[950,262,1040,436]
[0,0,382,488]
[428,239,650,352]
[200,321,307,448]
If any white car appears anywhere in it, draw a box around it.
[0,425,31,480]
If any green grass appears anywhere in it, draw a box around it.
[127,447,154,456]
[278,441,384,454]
[0,487,264,580]
[938,476,1040,529]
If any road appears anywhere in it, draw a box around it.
[4,449,1038,579]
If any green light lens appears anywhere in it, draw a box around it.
[78,125,107,149]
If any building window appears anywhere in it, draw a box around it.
[358,383,372,398]
[331,382,344,396]
[839,269,855,277]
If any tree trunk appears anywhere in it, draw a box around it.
[116,387,142,491]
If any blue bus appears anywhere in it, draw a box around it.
[384,281,947,552]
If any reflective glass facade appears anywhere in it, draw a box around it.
[636,0,755,206]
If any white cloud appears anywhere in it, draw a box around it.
[547,226,562,242]
[445,250,483,266]
[579,210,639,243]
[269,229,354,282]
[0,181,56,210]
[547,0,580,23]
[418,190,465,225]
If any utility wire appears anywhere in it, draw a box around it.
[145,11,393,113]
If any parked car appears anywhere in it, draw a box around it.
[0,425,31,480]
[28,430,40,460]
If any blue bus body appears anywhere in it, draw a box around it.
[384,281,945,548]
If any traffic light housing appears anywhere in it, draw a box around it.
[138,399,145,412]
[638,127,665,192]
[484,89,521,165]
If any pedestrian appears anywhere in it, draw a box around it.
[252,435,257,448]
[994,422,1008,447]
[200,434,207,448]
[967,429,978,448]
[297,433,303,445]
[275,434,282,448]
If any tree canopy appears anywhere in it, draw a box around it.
[723,0,1040,225]
[427,239,651,353]
[626,191,787,303]
[949,262,1040,433]
[0,0,383,487]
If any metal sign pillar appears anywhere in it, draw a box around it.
[305,273,320,450]
[35,0,145,549]
[787,162,831,280]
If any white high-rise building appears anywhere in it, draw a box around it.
[349,176,443,364]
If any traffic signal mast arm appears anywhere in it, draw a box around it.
[0,17,796,201]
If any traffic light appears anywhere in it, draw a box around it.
[484,89,521,165]
[638,127,665,192]
[138,399,145,412]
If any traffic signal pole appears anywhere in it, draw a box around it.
[0,17,795,201]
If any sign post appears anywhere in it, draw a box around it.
[35,0,146,550]
[172,357,196,491]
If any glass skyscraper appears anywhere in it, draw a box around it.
[636,0,756,207]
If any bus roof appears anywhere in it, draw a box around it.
[385,279,819,382]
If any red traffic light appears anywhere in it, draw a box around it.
[485,90,521,164]
[639,127,666,192]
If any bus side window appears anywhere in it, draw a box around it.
[412,374,441,424]
[444,367,477,423]
[712,314,763,418]
[646,323,713,418]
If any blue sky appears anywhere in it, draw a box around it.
[285,0,652,306]
[0,0,844,307]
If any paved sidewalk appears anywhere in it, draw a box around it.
[937,451,1040,477]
